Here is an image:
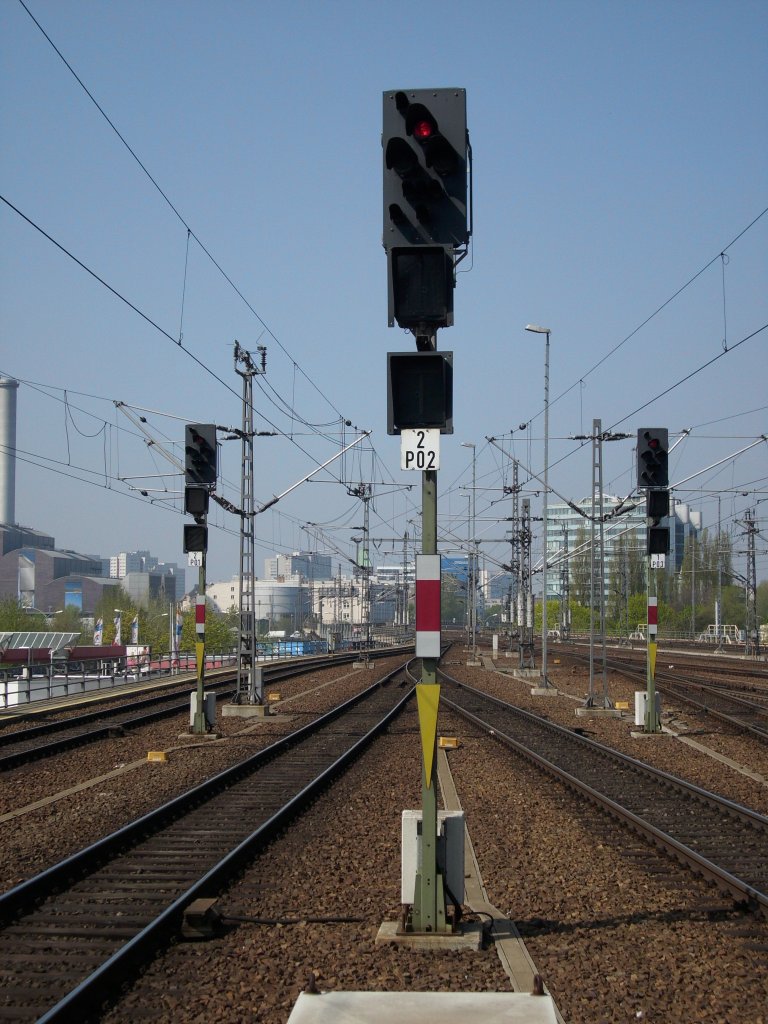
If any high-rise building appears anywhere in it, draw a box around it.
[264,551,333,581]
[545,495,700,600]
[107,549,185,603]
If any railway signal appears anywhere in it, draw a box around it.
[183,523,208,553]
[383,88,468,250]
[184,485,209,519]
[185,424,218,486]
[383,91,469,936]
[636,428,669,489]
[637,428,668,734]
[646,488,670,556]
[183,421,215,736]
[387,351,453,435]
[383,89,469,338]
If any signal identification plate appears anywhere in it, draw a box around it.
[401,429,440,471]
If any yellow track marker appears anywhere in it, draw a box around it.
[416,684,440,788]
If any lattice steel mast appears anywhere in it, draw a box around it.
[233,341,266,704]
[585,419,612,708]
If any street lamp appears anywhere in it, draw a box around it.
[461,441,477,661]
[113,608,124,646]
[525,324,552,688]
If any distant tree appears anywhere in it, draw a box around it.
[134,599,177,652]
[180,601,236,652]
[607,535,631,631]
[440,574,466,626]
[0,598,46,631]
[716,531,734,590]
[92,587,136,645]
[679,531,706,609]
[533,599,558,632]
[721,584,746,629]
[567,602,591,633]
[627,540,646,596]
[205,609,238,651]
[627,593,648,634]
[53,606,84,636]
[627,592,677,635]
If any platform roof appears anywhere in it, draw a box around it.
[0,631,80,653]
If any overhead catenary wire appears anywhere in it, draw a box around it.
[16,0,348,425]
[490,207,768,468]
[550,206,768,422]
[8,0,766,577]
[606,323,768,432]
[9,2,390,516]
[2,196,377,498]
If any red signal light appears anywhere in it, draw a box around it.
[413,119,435,140]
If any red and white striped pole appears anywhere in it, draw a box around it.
[195,593,206,664]
[645,590,660,732]
[193,550,208,735]
[415,554,441,659]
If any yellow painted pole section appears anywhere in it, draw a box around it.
[416,684,440,789]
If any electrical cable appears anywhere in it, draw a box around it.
[16,0,348,424]
[1,195,371,496]
[606,323,768,432]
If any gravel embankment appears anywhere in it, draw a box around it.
[0,658,404,886]
[5,650,768,1022]
[100,688,768,1024]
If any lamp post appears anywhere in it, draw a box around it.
[113,608,123,646]
[461,441,477,662]
[525,324,552,688]
[145,611,169,673]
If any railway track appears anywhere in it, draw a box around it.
[439,670,768,920]
[560,649,768,741]
[558,641,768,683]
[0,661,414,1023]
[0,650,404,771]
[0,676,236,771]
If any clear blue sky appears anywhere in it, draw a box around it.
[1,0,766,587]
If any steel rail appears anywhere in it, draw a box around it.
[0,663,415,1023]
[0,648,410,770]
[558,640,768,680]
[0,677,238,770]
[439,674,768,919]
[562,649,768,742]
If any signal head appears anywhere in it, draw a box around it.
[636,427,669,489]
